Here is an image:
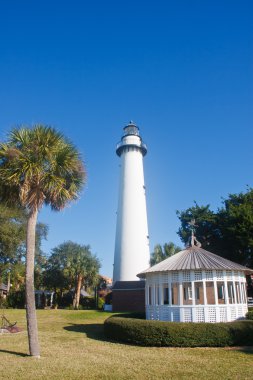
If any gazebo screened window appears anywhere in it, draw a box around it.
[163,284,169,305]
[217,282,225,304]
[183,283,192,305]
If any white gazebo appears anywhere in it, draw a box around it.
[138,234,253,323]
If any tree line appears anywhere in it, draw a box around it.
[0,216,101,309]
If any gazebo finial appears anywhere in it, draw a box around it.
[187,219,201,248]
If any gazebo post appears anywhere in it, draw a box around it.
[203,280,208,322]
[223,272,229,304]
[232,281,237,304]
[223,271,230,321]
[232,272,238,318]
[213,274,220,322]
[179,280,184,321]
[242,282,247,304]
[191,271,196,322]
[151,284,155,306]
[168,279,172,321]
[168,280,172,307]
[240,282,244,304]
[159,281,163,306]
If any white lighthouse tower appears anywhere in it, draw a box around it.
[113,121,150,282]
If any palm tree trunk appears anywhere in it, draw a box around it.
[26,209,40,357]
[73,275,83,309]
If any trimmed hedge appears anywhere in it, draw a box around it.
[104,316,253,347]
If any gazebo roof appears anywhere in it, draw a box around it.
[138,246,253,279]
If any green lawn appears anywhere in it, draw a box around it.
[0,309,252,380]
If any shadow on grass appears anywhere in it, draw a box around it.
[0,349,29,357]
[225,346,253,355]
[64,323,110,342]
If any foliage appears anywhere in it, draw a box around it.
[57,291,73,308]
[97,297,105,310]
[6,289,26,308]
[176,188,253,267]
[0,295,8,309]
[44,241,100,309]
[0,204,26,267]
[0,125,85,356]
[0,126,85,212]
[42,267,70,293]
[150,242,181,266]
[246,310,253,320]
[80,296,96,309]
[0,203,47,290]
[104,316,253,347]
[177,203,219,249]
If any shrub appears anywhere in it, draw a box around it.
[58,292,73,308]
[246,310,253,320]
[0,295,8,309]
[6,290,25,308]
[104,316,253,347]
[97,297,105,310]
[80,296,96,309]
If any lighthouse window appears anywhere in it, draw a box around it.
[124,126,139,136]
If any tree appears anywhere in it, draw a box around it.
[218,189,253,266]
[0,126,85,357]
[0,204,47,291]
[176,202,221,251]
[45,241,100,309]
[176,188,253,268]
[0,204,26,271]
[150,242,181,266]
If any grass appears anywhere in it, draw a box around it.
[0,309,252,380]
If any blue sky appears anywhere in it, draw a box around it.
[0,1,252,277]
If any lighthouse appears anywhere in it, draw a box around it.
[113,121,150,282]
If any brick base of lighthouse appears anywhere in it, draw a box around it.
[112,281,145,313]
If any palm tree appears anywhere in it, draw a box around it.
[150,242,181,266]
[0,125,85,357]
[48,241,100,309]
